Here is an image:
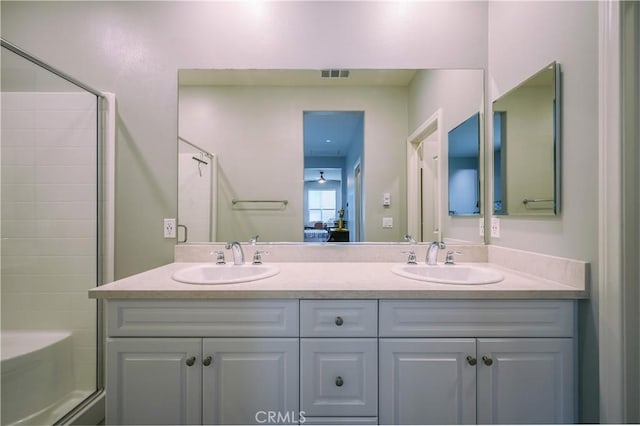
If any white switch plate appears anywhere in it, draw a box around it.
[164,218,176,238]
[383,193,391,206]
[382,217,393,228]
[490,217,500,238]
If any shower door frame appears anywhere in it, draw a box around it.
[1,37,110,424]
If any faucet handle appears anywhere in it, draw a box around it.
[402,250,417,264]
[252,250,269,265]
[444,250,462,265]
[249,234,260,245]
[403,234,417,244]
[211,250,226,265]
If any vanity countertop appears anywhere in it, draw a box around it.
[89,261,588,300]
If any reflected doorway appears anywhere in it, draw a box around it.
[303,111,364,242]
[407,109,442,242]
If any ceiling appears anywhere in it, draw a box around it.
[304,111,364,157]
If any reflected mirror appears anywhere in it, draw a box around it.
[178,69,484,243]
[448,113,481,216]
[493,62,561,215]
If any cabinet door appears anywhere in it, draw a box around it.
[202,338,299,425]
[476,338,574,424]
[106,338,202,425]
[300,338,378,417]
[379,338,476,425]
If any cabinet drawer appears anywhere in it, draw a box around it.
[300,300,377,337]
[106,299,299,337]
[301,338,378,417]
[379,300,574,337]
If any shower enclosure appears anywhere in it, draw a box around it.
[1,39,110,425]
[178,136,217,242]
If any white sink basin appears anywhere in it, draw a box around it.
[172,264,279,285]
[391,264,504,285]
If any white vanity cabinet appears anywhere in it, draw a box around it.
[300,300,378,425]
[105,300,299,425]
[104,298,576,426]
[379,300,575,425]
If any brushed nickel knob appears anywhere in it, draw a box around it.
[203,356,213,366]
[466,356,477,366]
[335,376,344,387]
[335,316,344,326]
[482,356,493,366]
[186,356,196,367]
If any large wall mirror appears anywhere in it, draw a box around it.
[493,62,561,216]
[178,69,484,244]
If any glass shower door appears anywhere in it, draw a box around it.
[1,41,102,425]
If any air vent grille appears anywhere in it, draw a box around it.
[321,69,350,79]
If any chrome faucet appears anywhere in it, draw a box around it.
[404,234,417,244]
[403,234,418,264]
[426,241,446,265]
[225,241,245,265]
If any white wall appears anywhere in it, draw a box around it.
[1,0,488,278]
[1,92,97,392]
[179,84,408,242]
[488,1,598,258]
[487,1,599,422]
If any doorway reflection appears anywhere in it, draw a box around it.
[303,111,364,242]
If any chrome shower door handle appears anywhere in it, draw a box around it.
[177,224,188,243]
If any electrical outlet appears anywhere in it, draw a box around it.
[479,218,485,237]
[164,218,176,238]
[490,217,500,238]
[382,217,393,228]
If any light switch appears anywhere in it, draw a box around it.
[382,217,393,228]
[383,193,391,206]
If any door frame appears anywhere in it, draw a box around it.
[353,160,363,242]
[407,109,442,242]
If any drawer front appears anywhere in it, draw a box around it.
[300,300,377,337]
[106,299,299,337]
[301,338,378,417]
[379,300,574,338]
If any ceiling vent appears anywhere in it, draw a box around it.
[321,69,350,79]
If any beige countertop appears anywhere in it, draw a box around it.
[89,261,588,300]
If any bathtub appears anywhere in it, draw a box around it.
[1,331,89,425]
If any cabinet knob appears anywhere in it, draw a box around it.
[466,356,477,366]
[335,376,344,387]
[482,355,493,366]
[203,356,213,366]
[335,316,344,326]
[186,356,196,367]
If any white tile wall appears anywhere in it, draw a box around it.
[1,92,98,392]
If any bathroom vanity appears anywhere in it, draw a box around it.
[91,245,587,425]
